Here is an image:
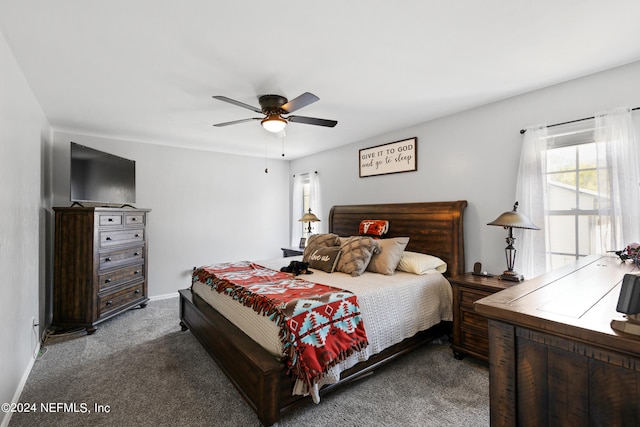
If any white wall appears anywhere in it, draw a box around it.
[51,132,291,299]
[292,60,640,277]
[0,30,51,426]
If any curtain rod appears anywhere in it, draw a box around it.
[519,107,640,134]
[292,171,318,177]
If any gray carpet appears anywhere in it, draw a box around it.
[9,298,489,427]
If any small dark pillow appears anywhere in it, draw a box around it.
[306,246,342,273]
[303,233,340,263]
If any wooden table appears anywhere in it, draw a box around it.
[281,247,304,257]
[475,255,640,427]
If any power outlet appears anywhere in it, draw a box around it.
[31,317,38,329]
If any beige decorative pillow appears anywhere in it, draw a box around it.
[303,233,340,263]
[366,237,410,275]
[307,246,342,273]
[396,251,447,275]
[335,236,380,277]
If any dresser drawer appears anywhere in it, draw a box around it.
[99,263,144,290]
[459,329,489,355]
[99,246,144,270]
[98,282,145,318]
[100,228,144,247]
[460,288,491,307]
[125,213,145,226]
[99,213,123,226]
[461,307,489,331]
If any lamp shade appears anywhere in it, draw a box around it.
[487,202,539,230]
[261,115,287,133]
[298,209,320,223]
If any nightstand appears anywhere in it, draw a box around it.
[449,273,516,362]
[281,247,304,257]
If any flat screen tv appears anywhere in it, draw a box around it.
[70,142,136,205]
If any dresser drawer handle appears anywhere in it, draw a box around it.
[105,278,112,283]
[131,217,137,221]
[134,270,140,275]
[135,234,141,238]
[106,300,113,306]
[105,257,112,262]
[134,289,141,294]
[134,252,140,256]
[108,218,113,222]
[105,236,112,241]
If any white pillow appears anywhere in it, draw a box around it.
[396,251,447,275]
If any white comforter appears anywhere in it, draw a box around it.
[191,256,453,402]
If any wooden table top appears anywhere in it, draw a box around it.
[474,255,640,355]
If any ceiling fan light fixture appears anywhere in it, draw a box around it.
[261,115,287,133]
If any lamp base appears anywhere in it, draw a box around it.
[611,314,640,336]
[499,271,524,282]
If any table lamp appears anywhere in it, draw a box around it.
[487,202,539,282]
[298,208,320,236]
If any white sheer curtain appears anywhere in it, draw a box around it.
[516,107,640,279]
[291,175,304,247]
[594,107,640,253]
[515,124,548,279]
[290,172,323,247]
[309,172,323,234]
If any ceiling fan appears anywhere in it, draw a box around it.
[212,92,337,133]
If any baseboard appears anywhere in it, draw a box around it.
[149,292,179,301]
[1,348,39,427]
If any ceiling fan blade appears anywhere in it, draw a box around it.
[213,118,261,127]
[281,92,319,113]
[288,115,338,127]
[212,96,262,114]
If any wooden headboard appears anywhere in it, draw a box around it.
[328,201,467,277]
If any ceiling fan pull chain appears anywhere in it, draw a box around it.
[264,134,269,173]
[281,131,286,157]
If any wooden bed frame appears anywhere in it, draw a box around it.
[179,201,467,426]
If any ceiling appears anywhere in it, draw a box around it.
[2,1,640,159]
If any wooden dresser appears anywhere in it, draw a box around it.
[53,207,151,334]
[475,255,640,427]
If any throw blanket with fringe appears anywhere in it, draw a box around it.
[193,261,368,387]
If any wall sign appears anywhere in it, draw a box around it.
[359,137,417,177]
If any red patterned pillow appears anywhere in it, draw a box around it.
[359,220,389,237]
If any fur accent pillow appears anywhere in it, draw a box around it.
[306,246,342,273]
[335,236,380,277]
[366,237,410,275]
[303,233,340,263]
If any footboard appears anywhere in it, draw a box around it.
[179,289,297,425]
[180,288,451,426]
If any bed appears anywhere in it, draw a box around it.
[179,201,467,426]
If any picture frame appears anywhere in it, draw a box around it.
[359,137,417,177]
[299,237,306,248]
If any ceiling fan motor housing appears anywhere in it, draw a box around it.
[259,94,288,114]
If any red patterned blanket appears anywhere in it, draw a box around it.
[193,261,368,387]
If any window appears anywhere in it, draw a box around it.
[545,125,602,270]
[301,173,311,236]
[291,172,321,247]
